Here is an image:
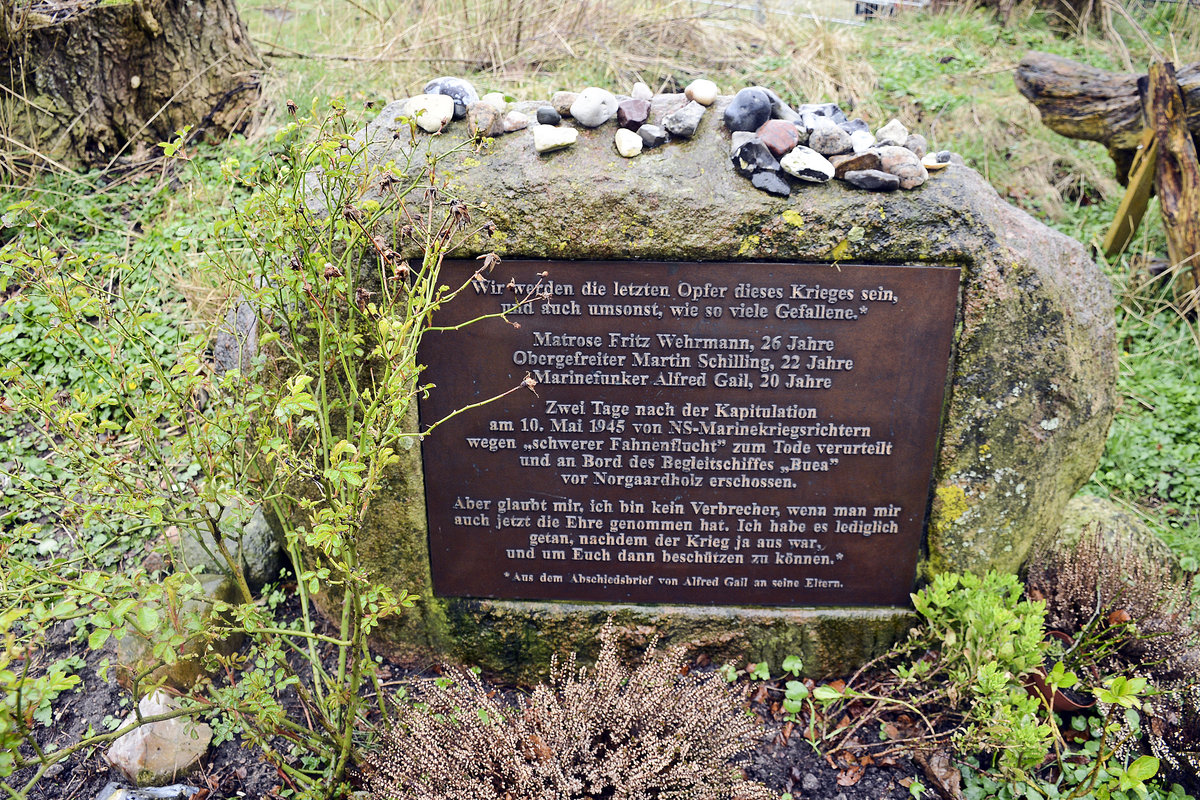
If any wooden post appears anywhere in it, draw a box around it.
[1147,61,1200,310]
[1101,129,1157,259]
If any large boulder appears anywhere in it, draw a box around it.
[318,94,1117,676]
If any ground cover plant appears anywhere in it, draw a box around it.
[1,0,1199,797]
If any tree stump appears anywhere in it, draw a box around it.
[1,0,263,171]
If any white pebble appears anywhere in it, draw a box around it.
[570,87,618,127]
[875,118,909,146]
[850,130,876,153]
[631,82,653,101]
[533,124,578,153]
[403,94,455,133]
[685,79,719,106]
[480,92,507,113]
[614,128,644,157]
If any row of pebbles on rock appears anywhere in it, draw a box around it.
[413,76,955,194]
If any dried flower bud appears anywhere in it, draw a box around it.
[286,99,298,116]
[323,263,342,278]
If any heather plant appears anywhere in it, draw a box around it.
[1024,524,1200,785]
[362,620,771,800]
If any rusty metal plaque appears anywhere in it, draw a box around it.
[417,261,960,607]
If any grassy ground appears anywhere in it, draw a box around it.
[3,2,1200,585]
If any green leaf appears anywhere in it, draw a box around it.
[813,684,843,701]
[1126,756,1158,783]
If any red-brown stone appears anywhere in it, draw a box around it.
[755,119,800,158]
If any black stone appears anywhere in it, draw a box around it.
[751,170,792,197]
[839,118,870,134]
[723,87,773,132]
[422,76,480,120]
[843,169,900,191]
[536,106,561,125]
[637,124,669,148]
[730,138,780,176]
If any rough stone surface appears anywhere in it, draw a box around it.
[502,111,529,132]
[1050,495,1179,568]
[663,100,706,138]
[106,692,212,786]
[730,137,779,176]
[180,504,283,590]
[850,129,876,153]
[878,144,928,189]
[334,94,1119,677]
[843,168,900,191]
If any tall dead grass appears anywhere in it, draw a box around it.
[247,0,875,105]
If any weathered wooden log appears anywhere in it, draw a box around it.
[1146,61,1200,306]
[1,0,263,171]
[1015,51,1200,152]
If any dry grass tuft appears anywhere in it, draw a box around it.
[362,620,770,800]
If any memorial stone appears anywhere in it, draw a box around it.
[317,92,1116,680]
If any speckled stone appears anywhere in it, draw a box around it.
[502,111,529,132]
[552,91,578,117]
[797,102,847,124]
[422,76,479,120]
[722,87,773,132]
[536,106,561,125]
[840,118,870,134]
[904,133,928,159]
[616,99,651,131]
[756,119,801,158]
[663,100,706,138]
[843,168,900,191]
[467,102,504,138]
[808,119,853,156]
[637,124,669,148]
[878,144,928,189]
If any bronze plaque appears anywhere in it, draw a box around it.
[418,261,960,606]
